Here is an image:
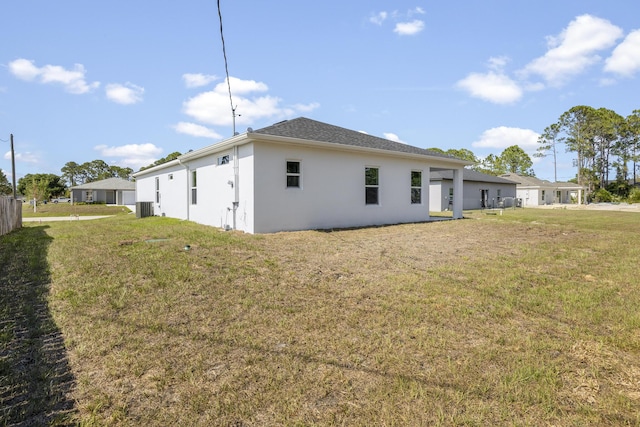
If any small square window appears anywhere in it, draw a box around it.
[218,155,230,165]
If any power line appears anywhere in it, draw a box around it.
[217,0,237,135]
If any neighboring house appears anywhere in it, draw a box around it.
[70,177,136,205]
[500,173,586,206]
[133,117,471,234]
[430,169,517,211]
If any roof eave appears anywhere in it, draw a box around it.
[249,133,471,166]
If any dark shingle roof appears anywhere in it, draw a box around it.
[431,169,517,184]
[253,117,463,161]
[71,178,135,190]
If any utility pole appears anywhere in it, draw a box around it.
[10,134,17,199]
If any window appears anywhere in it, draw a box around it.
[155,177,160,203]
[541,190,546,202]
[365,167,379,205]
[449,187,454,201]
[411,171,422,204]
[191,170,197,205]
[497,189,501,199]
[286,161,301,188]
[217,154,230,165]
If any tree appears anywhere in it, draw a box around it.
[556,106,597,192]
[472,147,534,177]
[626,110,640,185]
[139,152,182,172]
[500,145,535,176]
[17,174,66,199]
[110,165,134,180]
[476,154,504,176]
[61,161,81,186]
[0,169,12,195]
[446,148,478,167]
[535,122,561,182]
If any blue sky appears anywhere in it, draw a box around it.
[2,1,640,183]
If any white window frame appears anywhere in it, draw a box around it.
[411,170,422,204]
[217,154,231,165]
[286,160,301,188]
[365,166,379,205]
[191,170,197,205]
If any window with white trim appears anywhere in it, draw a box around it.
[191,170,197,205]
[286,161,301,188]
[411,171,421,204]
[365,167,379,205]
[217,154,230,165]
[155,177,160,203]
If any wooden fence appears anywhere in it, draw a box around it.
[0,197,22,236]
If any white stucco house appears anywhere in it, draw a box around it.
[133,117,471,233]
[430,169,518,211]
[500,173,586,206]
[70,178,136,206]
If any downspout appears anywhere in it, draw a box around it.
[232,145,239,230]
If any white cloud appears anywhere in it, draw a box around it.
[8,58,100,94]
[472,127,540,151]
[8,58,40,81]
[370,11,387,26]
[604,29,640,77]
[520,14,623,86]
[383,132,405,143]
[291,102,320,113]
[224,77,269,95]
[173,122,223,139]
[182,76,319,127]
[183,73,218,88]
[4,150,40,163]
[94,143,163,169]
[394,20,425,36]
[456,71,523,104]
[488,56,509,70]
[105,83,144,105]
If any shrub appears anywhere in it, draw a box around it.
[592,188,613,203]
[628,187,640,203]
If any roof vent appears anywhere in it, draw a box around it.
[247,127,253,133]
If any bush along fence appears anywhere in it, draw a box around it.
[0,197,22,236]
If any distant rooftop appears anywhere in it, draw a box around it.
[70,177,135,190]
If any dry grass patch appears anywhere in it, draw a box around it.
[2,209,639,425]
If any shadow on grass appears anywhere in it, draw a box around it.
[0,226,77,425]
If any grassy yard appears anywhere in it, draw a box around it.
[1,209,639,425]
[21,202,131,218]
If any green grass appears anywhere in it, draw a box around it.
[21,202,131,217]
[2,209,640,425]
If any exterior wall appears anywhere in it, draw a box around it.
[121,190,136,205]
[251,142,432,233]
[430,180,516,210]
[236,144,255,233]
[133,141,467,233]
[429,182,444,211]
[187,149,238,230]
[517,188,543,206]
[137,162,189,219]
[71,188,135,205]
